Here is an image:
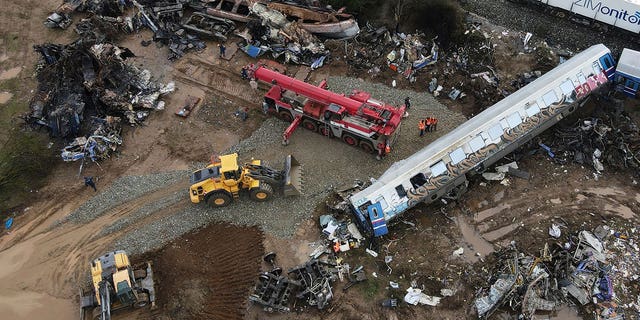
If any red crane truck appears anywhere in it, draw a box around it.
[251,66,407,159]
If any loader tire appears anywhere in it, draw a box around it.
[133,269,147,280]
[250,183,273,202]
[135,293,149,308]
[206,192,232,207]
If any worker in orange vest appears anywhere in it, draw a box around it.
[418,119,425,136]
[425,117,432,132]
[432,117,438,131]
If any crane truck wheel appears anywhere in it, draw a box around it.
[359,140,375,154]
[279,110,293,122]
[342,134,358,146]
[206,192,232,207]
[250,183,273,202]
[302,119,318,132]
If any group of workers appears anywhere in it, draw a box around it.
[418,117,438,136]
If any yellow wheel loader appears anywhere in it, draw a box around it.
[80,250,155,320]
[189,153,303,207]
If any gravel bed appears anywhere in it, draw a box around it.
[461,0,640,54]
[114,77,468,254]
[98,190,185,237]
[59,171,187,225]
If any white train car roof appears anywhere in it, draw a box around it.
[617,48,640,80]
[350,44,610,205]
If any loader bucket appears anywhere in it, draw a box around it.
[283,155,303,197]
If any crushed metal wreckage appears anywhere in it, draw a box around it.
[29,37,173,164]
[249,252,338,312]
[234,2,329,66]
[474,223,640,319]
[543,98,640,175]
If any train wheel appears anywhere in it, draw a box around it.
[359,140,375,154]
[279,110,293,122]
[342,134,357,146]
[206,192,232,207]
[302,119,318,132]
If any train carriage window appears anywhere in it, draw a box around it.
[469,135,485,152]
[592,62,602,75]
[430,161,448,177]
[449,147,466,165]
[542,90,558,107]
[560,79,575,95]
[577,72,587,84]
[488,123,504,141]
[525,103,541,117]
[395,185,407,198]
[506,112,522,128]
[375,196,389,210]
[410,173,428,189]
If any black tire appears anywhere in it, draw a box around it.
[279,110,293,122]
[302,119,318,132]
[319,126,333,137]
[342,134,357,146]
[359,140,375,154]
[135,293,149,308]
[206,192,232,207]
[133,269,147,280]
[250,183,273,202]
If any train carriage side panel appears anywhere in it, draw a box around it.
[349,44,613,237]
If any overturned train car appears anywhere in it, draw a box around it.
[349,44,634,237]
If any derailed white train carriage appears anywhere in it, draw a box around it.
[349,44,617,237]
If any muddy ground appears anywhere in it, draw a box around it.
[0,1,639,320]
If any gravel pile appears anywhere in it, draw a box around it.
[98,190,185,237]
[113,77,468,254]
[59,171,187,225]
[461,0,640,54]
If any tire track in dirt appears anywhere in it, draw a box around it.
[173,57,263,105]
[152,224,264,320]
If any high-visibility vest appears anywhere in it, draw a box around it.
[426,118,432,125]
[418,121,425,130]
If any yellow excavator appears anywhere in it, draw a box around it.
[80,250,155,320]
[189,153,303,207]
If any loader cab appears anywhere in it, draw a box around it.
[220,153,240,181]
[113,269,136,305]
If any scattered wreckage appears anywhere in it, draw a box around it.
[475,224,639,319]
[29,38,173,165]
[199,0,360,39]
[249,252,338,312]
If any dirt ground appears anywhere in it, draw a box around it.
[1,1,639,320]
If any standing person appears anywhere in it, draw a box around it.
[218,43,226,58]
[404,97,411,109]
[425,117,432,133]
[433,117,438,131]
[84,176,97,192]
[241,66,248,80]
[418,119,425,137]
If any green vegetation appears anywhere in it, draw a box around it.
[359,277,381,298]
[0,129,56,218]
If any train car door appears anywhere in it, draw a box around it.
[599,54,615,81]
[367,202,388,237]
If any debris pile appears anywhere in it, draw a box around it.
[249,252,338,312]
[29,38,173,163]
[544,99,640,175]
[236,2,329,66]
[475,224,640,319]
